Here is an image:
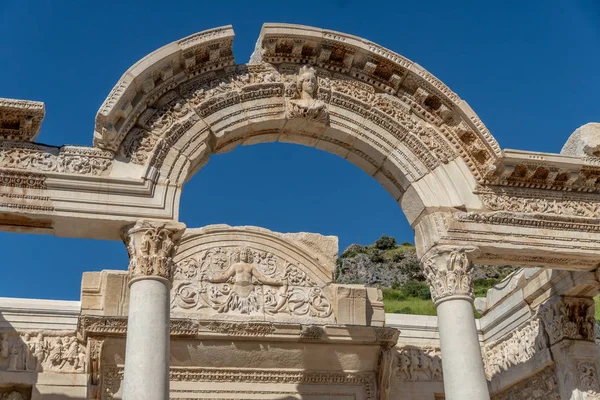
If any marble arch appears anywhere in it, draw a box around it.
[1,22,600,400]
[2,23,599,272]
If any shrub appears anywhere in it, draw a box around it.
[392,252,405,262]
[382,288,406,301]
[400,280,431,300]
[375,235,397,250]
[367,248,385,263]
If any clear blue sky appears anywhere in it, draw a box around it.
[0,0,598,300]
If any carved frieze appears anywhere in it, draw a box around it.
[480,190,600,218]
[421,245,479,304]
[122,220,185,282]
[0,143,112,176]
[484,318,549,379]
[395,346,443,382]
[491,366,560,400]
[170,245,334,322]
[103,366,376,400]
[538,296,596,345]
[0,331,85,374]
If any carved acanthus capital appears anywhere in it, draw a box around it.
[122,220,186,284]
[421,245,480,305]
[538,296,596,346]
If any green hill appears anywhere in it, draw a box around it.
[335,235,517,317]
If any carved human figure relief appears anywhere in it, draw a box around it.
[170,244,333,321]
[206,247,287,314]
[286,65,328,124]
[396,347,443,382]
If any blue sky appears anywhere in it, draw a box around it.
[0,0,598,300]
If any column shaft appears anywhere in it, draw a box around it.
[437,298,489,399]
[120,220,184,400]
[122,278,171,400]
[422,245,490,400]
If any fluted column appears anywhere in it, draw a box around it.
[121,220,185,400]
[422,245,490,400]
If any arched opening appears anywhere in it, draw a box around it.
[179,142,413,250]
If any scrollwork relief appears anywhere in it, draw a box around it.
[484,318,548,379]
[171,245,333,320]
[480,191,600,218]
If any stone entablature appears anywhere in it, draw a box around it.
[0,99,45,142]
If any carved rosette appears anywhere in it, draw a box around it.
[538,296,596,346]
[421,245,480,305]
[122,220,186,284]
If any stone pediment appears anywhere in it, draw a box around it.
[170,225,338,323]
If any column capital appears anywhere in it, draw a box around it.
[122,220,186,285]
[421,245,480,306]
[538,295,596,346]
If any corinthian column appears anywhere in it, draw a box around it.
[121,220,185,400]
[422,245,490,400]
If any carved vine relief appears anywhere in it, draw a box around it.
[170,246,333,320]
[484,317,548,379]
[0,332,85,373]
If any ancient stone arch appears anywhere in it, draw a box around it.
[2,22,600,400]
[2,24,599,273]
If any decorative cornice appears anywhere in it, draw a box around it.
[421,245,480,305]
[104,366,377,399]
[77,315,398,346]
[122,220,186,284]
[0,98,45,142]
[485,149,600,194]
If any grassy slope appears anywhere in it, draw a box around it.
[359,240,600,321]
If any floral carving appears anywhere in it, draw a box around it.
[491,366,560,400]
[484,318,548,379]
[480,192,600,218]
[538,296,596,345]
[204,321,275,336]
[122,220,184,282]
[421,245,479,304]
